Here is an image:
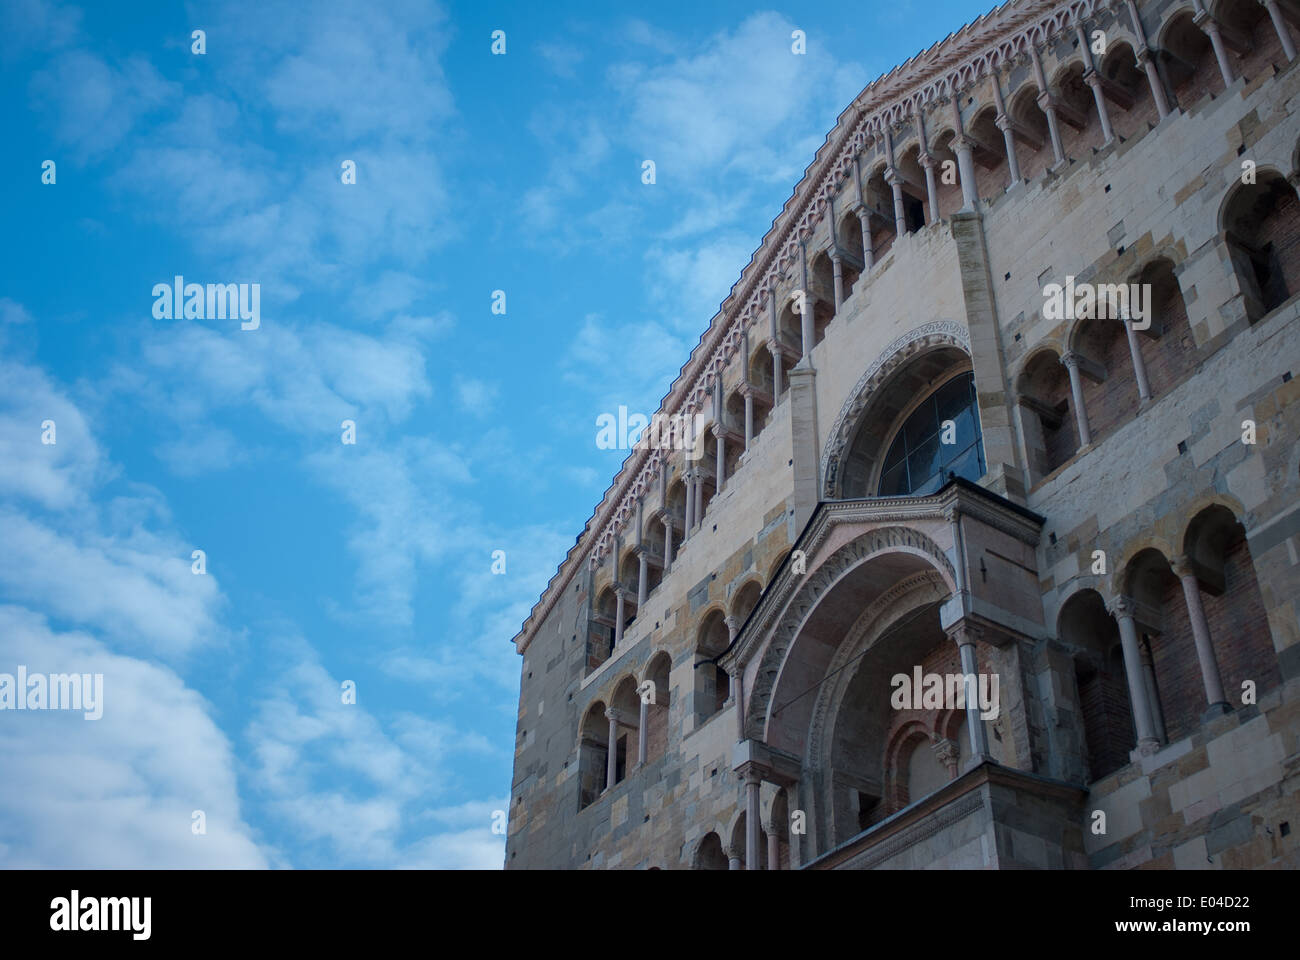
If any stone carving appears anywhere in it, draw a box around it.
[820,321,971,498]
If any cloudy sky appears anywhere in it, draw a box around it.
[0,0,991,868]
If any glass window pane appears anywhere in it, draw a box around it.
[946,444,984,484]
[933,375,972,423]
[878,458,909,497]
[907,433,941,488]
[882,432,907,471]
[903,396,938,447]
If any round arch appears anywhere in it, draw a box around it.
[820,320,971,499]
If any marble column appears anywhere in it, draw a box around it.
[857,208,874,270]
[1263,0,1297,60]
[887,170,907,238]
[954,137,979,210]
[1171,555,1231,716]
[948,622,990,766]
[995,114,1022,184]
[745,768,762,871]
[920,153,940,223]
[1109,596,1162,754]
[663,518,674,573]
[1196,12,1236,87]
[613,586,627,647]
[715,428,726,493]
[605,709,620,790]
[767,830,780,871]
[1061,351,1093,448]
[830,251,844,312]
[637,552,648,608]
[1123,319,1153,402]
[637,698,649,767]
[743,388,754,449]
[683,472,694,542]
[1084,73,1115,145]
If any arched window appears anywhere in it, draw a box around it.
[877,371,984,496]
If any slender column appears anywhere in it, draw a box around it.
[767,830,780,871]
[613,586,627,647]
[663,519,673,574]
[857,208,874,270]
[953,137,979,210]
[1171,556,1231,715]
[1040,95,1066,166]
[1196,12,1236,87]
[637,698,648,767]
[995,115,1022,183]
[1137,49,1171,118]
[605,710,620,790]
[990,76,1022,183]
[798,239,813,360]
[1123,319,1153,402]
[637,553,648,608]
[745,769,762,871]
[728,852,741,871]
[949,623,990,765]
[1124,2,1170,118]
[769,342,784,398]
[830,251,844,312]
[693,471,704,528]
[715,430,726,493]
[920,153,940,223]
[1263,0,1297,60]
[1139,639,1167,743]
[1084,73,1115,145]
[743,389,754,449]
[1076,25,1114,146]
[1060,352,1093,448]
[887,170,907,237]
[682,471,694,541]
[1110,597,1162,754]
[726,616,743,740]
[1031,47,1065,166]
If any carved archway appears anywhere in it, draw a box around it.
[821,321,972,499]
[744,525,958,745]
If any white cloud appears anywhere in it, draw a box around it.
[0,607,266,868]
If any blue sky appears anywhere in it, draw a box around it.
[0,0,994,868]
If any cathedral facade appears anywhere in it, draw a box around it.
[506,0,1300,869]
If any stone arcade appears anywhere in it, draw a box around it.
[506,0,1300,870]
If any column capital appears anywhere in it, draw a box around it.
[945,620,985,648]
[918,151,937,170]
[605,707,631,727]
[883,165,904,187]
[931,736,960,768]
[725,615,740,641]
[1106,593,1136,618]
[735,760,769,786]
[613,583,629,600]
[950,135,976,155]
[1060,350,1084,370]
[1169,554,1198,579]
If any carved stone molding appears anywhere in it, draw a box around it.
[740,525,959,739]
[820,320,971,499]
